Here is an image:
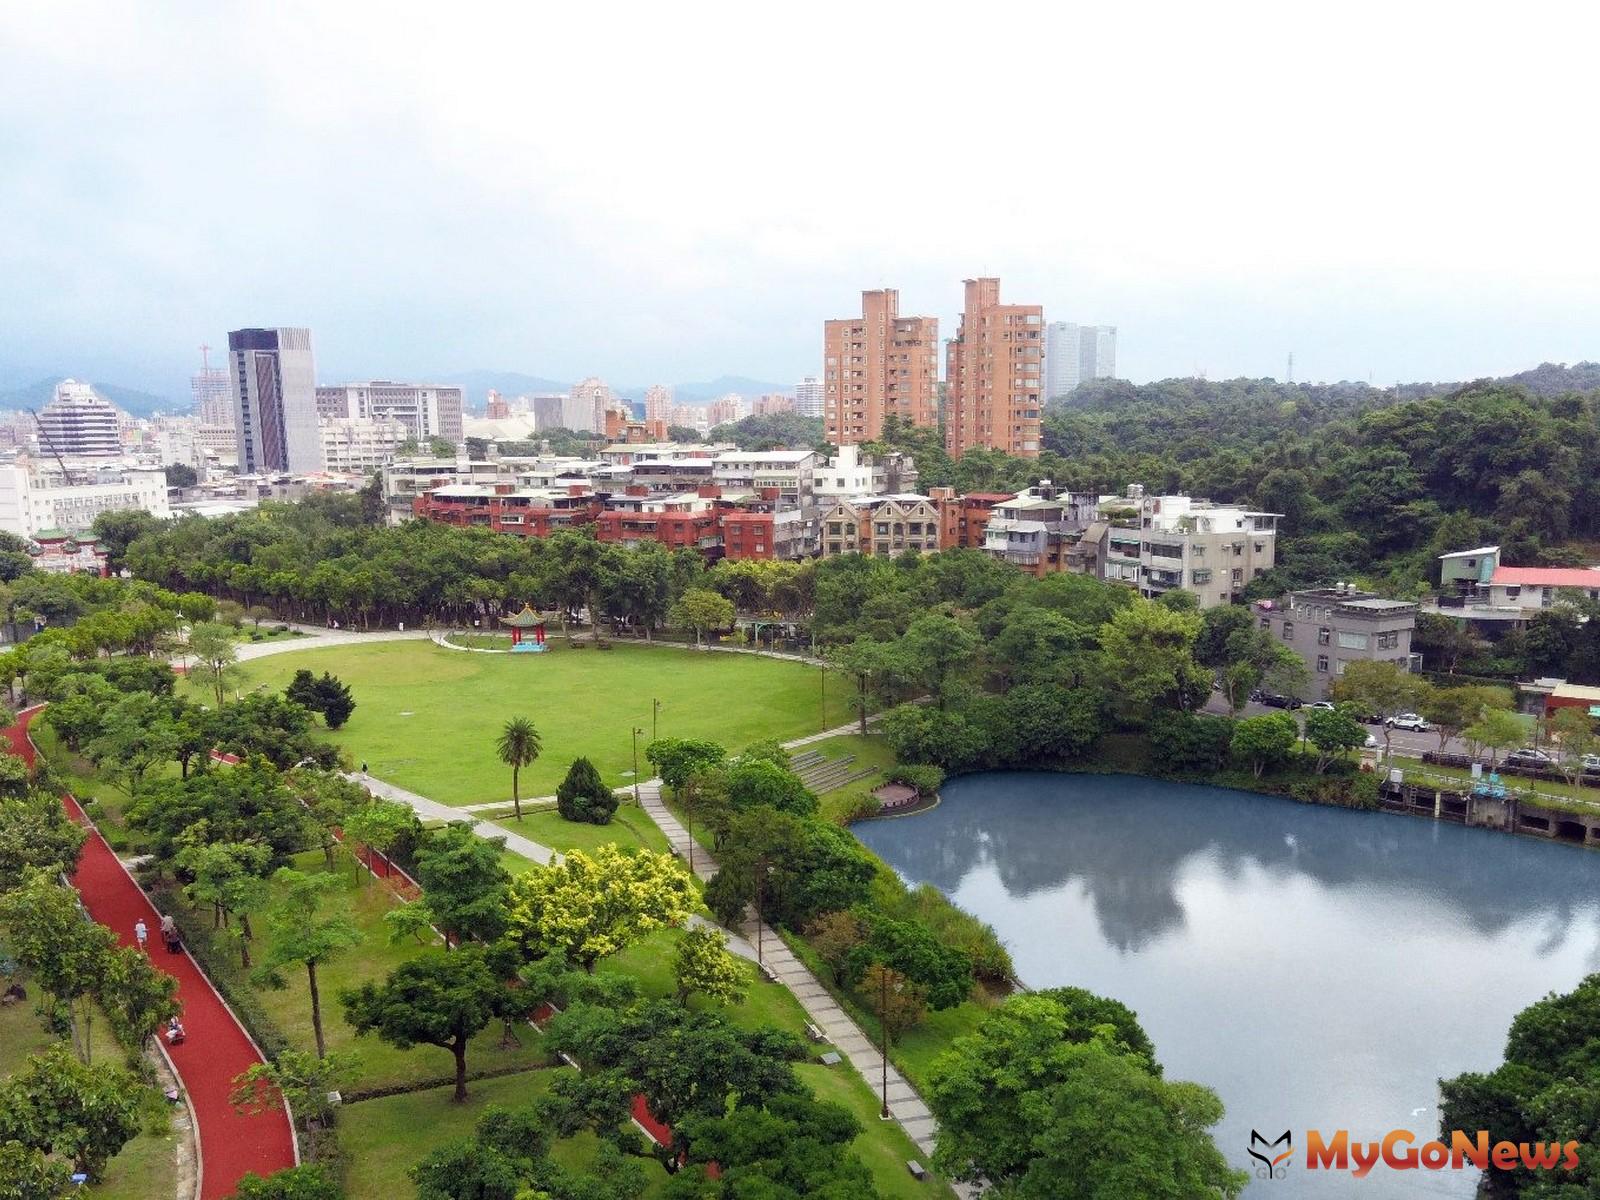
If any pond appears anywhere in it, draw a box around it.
[853,772,1600,1196]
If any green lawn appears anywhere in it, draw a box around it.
[486,805,672,857]
[201,640,848,805]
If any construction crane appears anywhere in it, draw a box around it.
[27,407,78,486]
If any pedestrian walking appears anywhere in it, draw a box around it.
[133,918,148,950]
[160,913,180,954]
[360,761,368,775]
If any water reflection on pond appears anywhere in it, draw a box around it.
[854,772,1600,1196]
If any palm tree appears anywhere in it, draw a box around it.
[496,717,542,821]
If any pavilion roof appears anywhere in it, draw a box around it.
[499,604,545,628]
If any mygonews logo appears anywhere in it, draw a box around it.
[1248,1130,1293,1180]
[1251,1128,1581,1179]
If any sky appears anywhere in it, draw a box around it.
[3,1,1599,398]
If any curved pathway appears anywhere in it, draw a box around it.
[6,708,298,1200]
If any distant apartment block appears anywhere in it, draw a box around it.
[229,327,322,474]
[485,391,511,420]
[191,350,234,426]
[36,381,122,457]
[321,418,408,473]
[794,376,824,418]
[980,483,1101,576]
[705,394,744,427]
[1255,586,1418,698]
[945,278,1044,458]
[1044,322,1117,400]
[316,381,464,446]
[753,394,793,416]
[824,289,938,445]
[644,385,673,425]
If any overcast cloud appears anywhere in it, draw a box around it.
[2,1,1597,395]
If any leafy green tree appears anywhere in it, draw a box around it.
[1099,600,1209,715]
[0,1140,72,1200]
[340,797,414,885]
[926,992,1245,1198]
[0,872,115,1062]
[1329,660,1429,756]
[95,944,179,1053]
[828,637,912,732]
[494,717,542,822]
[672,926,746,1006]
[1465,708,1526,768]
[1303,705,1367,773]
[312,674,355,730]
[187,621,240,706]
[554,756,617,826]
[1230,712,1298,778]
[719,756,816,818]
[861,961,928,1043]
[0,791,86,890]
[1440,973,1600,1198]
[409,823,511,945]
[543,999,806,1173]
[900,612,982,708]
[0,1046,145,1182]
[505,846,695,972]
[252,868,363,1057]
[846,912,971,1010]
[231,1050,358,1134]
[669,1092,877,1198]
[708,810,875,931]
[1421,685,1504,755]
[342,946,507,1101]
[128,760,310,868]
[670,588,734,648]
[1546,706,1599,787]
[41,672,119,751]
[644,738,726,793]
[85,691,177,797]
[177,837,272,963]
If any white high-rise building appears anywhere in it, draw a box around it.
[1044,323,1117,401]
[0,465,169,538]
[795,376,824,418]
[35,381,122,457]
[191,349,233,427]
[315,382,464,445]
[228,327,322,474]
[644,384,673,425]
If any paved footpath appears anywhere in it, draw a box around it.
[7,707,297,1200]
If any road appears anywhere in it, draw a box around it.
[1200,695,1479,758]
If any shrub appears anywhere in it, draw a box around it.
[555,757,618,825]
[1147,712,1235,774]
[1288,772,1381,810]
[832,791,881,825]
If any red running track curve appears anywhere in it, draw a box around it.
[6,707,297,1200]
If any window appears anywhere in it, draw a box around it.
[1192,569,1211,585]
[1378,630,1400,650]
[1260,616,1271,630]
[1337,631,1369,650]
[1318,627,1331,645]
[1505,585,1521,599]
[1282,621,1295,640]
[1232,543,1243,557]
[1317,655,1329,673]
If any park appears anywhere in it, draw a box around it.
[201,639,854,805]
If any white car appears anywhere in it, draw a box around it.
[1364,733,1380,749]
[1306,701,1336,712]
[1386,713,1431,732]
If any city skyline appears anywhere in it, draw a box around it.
[5,5,1600,397]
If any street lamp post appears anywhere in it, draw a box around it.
[755,855,770,967]
[820,662,827,732]
[631,727,643,807]
[879,970,902,1119]
[652,698,660,744]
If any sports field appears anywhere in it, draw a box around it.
[208,639,848,806]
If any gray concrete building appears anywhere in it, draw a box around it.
[229,327,322,474]
[1254,585,1418,699]
[316,381,465,446]
[1044,322,1117,401]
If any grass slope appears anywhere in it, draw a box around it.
[208,640,847,806]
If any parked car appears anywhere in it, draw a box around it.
[1256,692,1302,710]
[1364,733,1380,749]
[1504,748,1556,770]
[1583,753,1600,776]
[1386,713,1431,731]
[1306,701,1336,712]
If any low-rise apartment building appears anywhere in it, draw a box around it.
[321,418,407,474]
[1254,586,1418,699]
[1425,546,1600,629]
[0,465,170,538]
[820,495,943,558]
[980,483,1099,576]
[930,488,1011,550]
[1093,488,1279,608]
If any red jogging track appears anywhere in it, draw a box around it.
[7,707,297,1199]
